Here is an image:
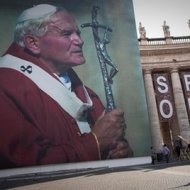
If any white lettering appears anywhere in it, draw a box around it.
[156,76,168,93]
[184,74,190,91]
[159,99,173,119]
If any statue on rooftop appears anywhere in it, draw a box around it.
[162,21,171,38]
[139,22,146,39]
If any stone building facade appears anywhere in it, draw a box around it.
[138,21,190,154]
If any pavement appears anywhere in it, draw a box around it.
[1,159,190,190]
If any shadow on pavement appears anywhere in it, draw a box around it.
[0,160,190,189]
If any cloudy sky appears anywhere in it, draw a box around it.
[132,0,190,38]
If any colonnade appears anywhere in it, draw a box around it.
[143,68,190,153]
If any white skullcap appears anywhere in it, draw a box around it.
[17,4,57,22]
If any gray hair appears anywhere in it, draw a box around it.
[14,4,66,47]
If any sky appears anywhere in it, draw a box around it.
[132,0,190,38]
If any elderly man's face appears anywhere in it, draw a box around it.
[38,11,85,73]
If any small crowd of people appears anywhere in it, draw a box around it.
[151,144,170,165]
[150,137,190,165]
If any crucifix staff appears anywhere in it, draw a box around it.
[81,6,118,112]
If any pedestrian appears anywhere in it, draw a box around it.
[174,137,182,160]
[187,144,190,159]
[0,4,133,169]
[162,144,170,163]
[150,146,156,165]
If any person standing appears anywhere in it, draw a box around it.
[174,137,182,160]
[150,146,156,165]
[162,144,170,163]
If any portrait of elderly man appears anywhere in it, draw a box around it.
[0,4,133,169]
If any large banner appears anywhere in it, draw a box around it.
[180,71,190,119]
[0,0,150,174]
[153,73,175,121]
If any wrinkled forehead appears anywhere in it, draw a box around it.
[48,11,78,29]
[50,11,75,23]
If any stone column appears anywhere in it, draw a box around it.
[143,69,163,152]
[170,68,190,141]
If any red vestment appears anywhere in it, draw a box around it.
[0,43,105,169]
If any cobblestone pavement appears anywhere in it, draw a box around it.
[2,160,190,190]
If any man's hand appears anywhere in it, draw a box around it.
[92,108,127,154]
[107,140,133,159]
